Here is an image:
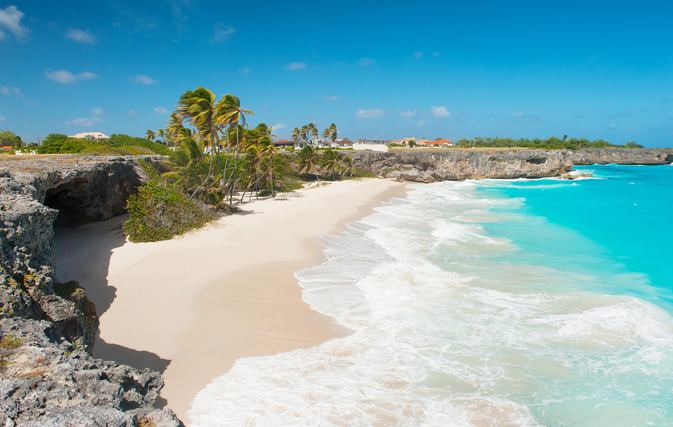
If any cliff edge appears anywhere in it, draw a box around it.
[0,155,183,427]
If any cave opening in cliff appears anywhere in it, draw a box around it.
[44,185,86,228]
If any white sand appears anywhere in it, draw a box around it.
[54,178,407,423]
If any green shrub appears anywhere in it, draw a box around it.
[124,164,220,242]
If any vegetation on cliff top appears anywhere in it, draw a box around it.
[455,136,643,150]
[35,133,171,156]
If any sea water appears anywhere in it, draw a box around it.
[189,164,673,426]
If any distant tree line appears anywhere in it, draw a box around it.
[455,136,643,150]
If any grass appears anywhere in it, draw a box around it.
[0,333,24,350]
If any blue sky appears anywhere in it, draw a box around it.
[1,0,672,147]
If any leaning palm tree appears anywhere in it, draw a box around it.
[297,145,321,181]
[340,155,356,176]
[328,123,338,142]
[320,149,342,180]
[156,128,165,144]
[145,129,155,141]
[291,127,301,140]
[166,112,185,146]
[216,94,254,202]
[175,87,221,198]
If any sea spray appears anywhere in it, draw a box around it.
[190,165,673,426]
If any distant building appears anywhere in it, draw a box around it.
[353,139,390,152]
[70,132,109,141]
[332,138,354,149]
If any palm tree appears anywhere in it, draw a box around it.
[145,129,155,141]
[308,122,318,142]
[297,145,321,180]
[216,94,254,202]
[291,127,301,140]
[156,128,165,144]
[166,112,185,147]
[328,123,338,142]
[175,87,221,198]
[340,155,356,176]
[320,149,342,180]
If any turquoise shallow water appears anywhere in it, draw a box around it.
[190,165,673,426]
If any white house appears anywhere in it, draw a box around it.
[353,139,390,152]
[70,132,110,141]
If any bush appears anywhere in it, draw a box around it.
[124,164,220,242]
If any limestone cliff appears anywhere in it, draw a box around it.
[348,149,573,182]
[569,147,673,165]
[0,155,182,426]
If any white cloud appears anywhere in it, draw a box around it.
[400,109,417,118]
[128,110,139,116]
[511,112,524,117]
[273,123,286,131]
[0,115,5,123]
[91,108,105,116]
[241,67,250,74]
[413,52,423,59]
[324,95,339,102]
[356,109,384,118]
[0,86,23,97]
[213,23,236,42]
[0,5,29,41]
[66,28,95,44]
[45,69,99,83]
[288,62,307,70]
[418,119,425,127]
[610,123,616,128]
[431,106,450,118]
[154,107,169,115]
[66,116,103,127]
[130,74,157,84]
[359,58,375,67]
[432,52,440,57]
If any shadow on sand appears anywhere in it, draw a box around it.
[53,214,171,408]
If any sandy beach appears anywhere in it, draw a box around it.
[54,178,407,423]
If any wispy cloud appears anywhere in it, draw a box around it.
[356,109,384,118]
[400,109,417,118]
[66,116,103,127]
[609,123,616,128]
[213,23,236,42]
[129,74,157,84]
[153,107,169,115]
[509,112,542,124]
[273,123,285,131]
[0,86,24,97]
[288,62,307,70]
[169,0,190,32]
[66,28,95,44]
[432,52,440,57]
[45,69,99,84]
[0,5,29,42]
[431,106,450,118]
[91,108,105,116]
[359,58,375,67]
[413,52,423,59]
[128,109,139,116]
[418,119,425,127]
[608,112,631,118]
[0,115,5,123]
[324,95,339,102]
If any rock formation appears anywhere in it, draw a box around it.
[0,155,182,426]
[348,149,573,182]
[569,148,673,165]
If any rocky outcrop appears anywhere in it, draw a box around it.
[570,148,673,165]
[0,318,182,427]
[0,155,182,426]
[347,149,573,182]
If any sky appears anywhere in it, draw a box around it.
[1,1,672,147]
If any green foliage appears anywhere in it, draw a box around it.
[124,164,219,242]
[0,333,24,349]
[36,133,170,155]
[108,134,171,155]
[455,136,639,150]
[0,129,22,148]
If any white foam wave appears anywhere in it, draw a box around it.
[189,180,673,426]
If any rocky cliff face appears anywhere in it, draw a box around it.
[0,155,182,426]
[348,149,573,182]
[569,148,673,165]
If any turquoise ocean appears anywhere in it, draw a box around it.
[190,164,673,426]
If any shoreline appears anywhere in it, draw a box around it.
[55,178,408,423]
